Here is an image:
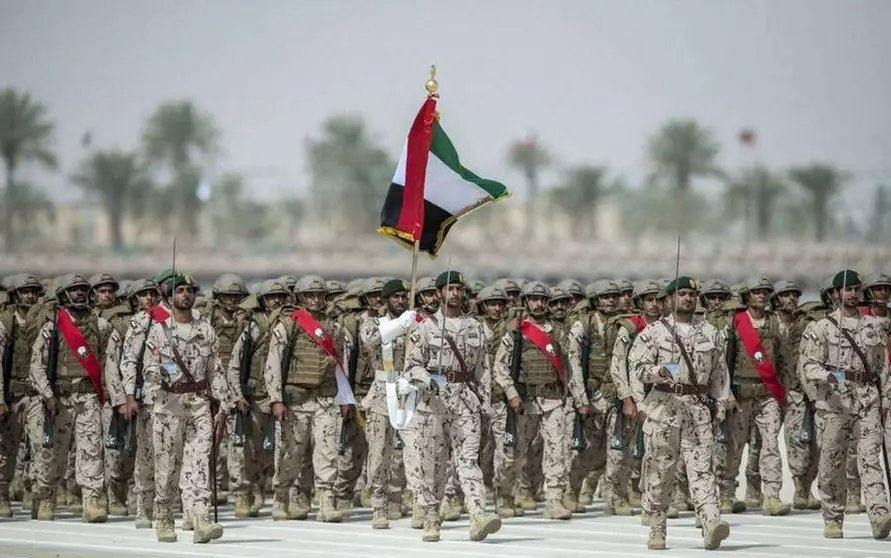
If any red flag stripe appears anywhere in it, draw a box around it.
[56,310,106,406]
[395,97,438,240]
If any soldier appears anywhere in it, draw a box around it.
[493,281,588,520]
[565,279,622,512]
[799,269,891,539]
[265,274,355,523]
[629,276,730,550]
[28,273,119,523]
[712,276,791,516]
[0,274,44,517]
[358,278,417,529]
[118,278,163,529]
[227,280,290,518]
[415,277,440,319]
[140,272,228,543]
[700,280,732,313]
[401,270,502,542]
[326,280,346,303]
[616,279,634,314]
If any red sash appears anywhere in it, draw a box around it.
[629,315,648,333]
[56,310,105,406]
[291,308,341,366]
[146,304,170,323]
[733,311,785,404]
[519,319,565,382]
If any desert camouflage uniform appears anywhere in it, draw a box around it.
[0,310,32,516]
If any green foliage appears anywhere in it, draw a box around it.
[647,119,724,192]
[788,163,849,241]
[548,165,613,237]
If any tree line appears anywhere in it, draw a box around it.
[1,87,884,253]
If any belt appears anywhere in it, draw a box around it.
[654,383,707,396]
[58,381,96,395]
[843,370,878,384]
[161,380,208,394]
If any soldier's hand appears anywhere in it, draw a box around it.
[45,397,58,416]
[577,406,591,418]
[826,372,839,385]
[622,397,638,421]
[658,367,673,381]
[235,398,250,413]
[213,412,225,438]
[272,402,286,422]
[726,397,739,414]
[339,405,352,418]
[509,396,522,411]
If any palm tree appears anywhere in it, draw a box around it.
[71,150,153,251]
[725,165,786,240]
[141,100,220,239]
[868,184,890,243]
[307,115,394,233]
[507,133,552,229]
[549,165,609,237]
[788,163,848,242]
[0,89,58,252]
[6,181,55,244]
[646,119,723,192]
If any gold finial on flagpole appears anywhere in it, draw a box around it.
[425,65,439,97]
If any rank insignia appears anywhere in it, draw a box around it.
[545,343,555,355]
[754,351,764,363]
[77,346,88,359]
[314,328,323,338]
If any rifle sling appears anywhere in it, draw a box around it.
[825,316,872,376]
[159,322,197,384]
[660,318,697,380]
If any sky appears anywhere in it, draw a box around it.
[2,0,890,215]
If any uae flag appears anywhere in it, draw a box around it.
[378,96,510,256]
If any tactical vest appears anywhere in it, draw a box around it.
[284,316,338,395]
[519,341,558,386]
[586,313,612,394]
[57,314,105,386]
[482,319,505,401]
[2,309,32,392]
[246,314,271,399]
[99,304,132,339]
[341,311,371,396]
[210,305,243,370]
[733,314,779,397]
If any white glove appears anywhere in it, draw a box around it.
[396,376,416,395]
[397,310,417,330]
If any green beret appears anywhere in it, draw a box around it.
[665,276,699,295]
[381,279,409,298]
[831,269,862,289]
[154,267,176,284]
[435,270,466,289]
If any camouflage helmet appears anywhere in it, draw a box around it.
[862,272,891,290]
[118,279,133,297]
[520,281,551,299]
[326,280,346,297]
[7,273,44,295]
[212,273,248,296]
[633,279,661,299]
[248,281,263,295]
[128,278,159,298]
[588,279,621,299]
[740,275,774,299]
[772,279,802,297]
[362,277,386,296]
[259,279,290,298]
[55,273,91,299]
[467,280,486,296]
[278,275,298,292]
[417,276,437,293]
[346,278,365,291]
[491,278,520,295]
[89,272,119,292]
[701,279,732,297]
[476,286,508,304]
[548,286,573,303]
[2,273,25,290]
[615,278,634,293]
[557,279,585,300]
[295,274,327,294]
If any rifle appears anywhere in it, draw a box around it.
[2,313,15,407]
[125,325,151,457]
[609,398,624,450]
[43,305,60,449]
[799,399,814,444]
[717,323,737,445]
[571,318,592,452]
[504,309,525,448]
[233,321,254,448]
[631,421,645,459]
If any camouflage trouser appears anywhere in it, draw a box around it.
[0,396,31,496]
[273,397,340,498]
[715,395,783,499]
[334,411,367,501]
[480,412,495,489]
[783,391,818,486]
[815,407,888,523]
[604,405,638,504]
[517,429,544,497]
[102,404,135,503]
[642,402,721,537]
[153,403,214,523]
[364,410,405,509]
[399,417,422,498]
[226,401,274,497]
[132,405,155,515]
[28,393,104,501]
[846,432,861,503]
[567,396,608,498]
[495,400,567,503]
[745,423,762,490]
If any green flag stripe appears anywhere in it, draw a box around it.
[430,121,510,199]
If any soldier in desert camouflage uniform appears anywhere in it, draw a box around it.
[798,269,891,540]
[401,270,502,542]
[629,276,730,550]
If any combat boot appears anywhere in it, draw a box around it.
[155,507,177,543]
[67,491,83,515]
[134,509,153,529]
[422,512,441,542]
[563,492,585,514]
[83,495,109,523]
[193,521,224,544]
[640,510,651,526]
[35,499,53,521]
[871,514,891,540]
[515,490,537,511]
[496,496,517,518]
[469,512,502,541]
[702,519,730,550]
[806,492,820,510]
[0,494,12,518]
[666,504,680,519]
[440,496,461,521]
[411,504,424,529]
[578,480,594,505]
[844,494,862,514]
[629,487,643,508]
[250,486,264,515]
[371,507,389,529]
[9,478,23,502]
[290,492,310,519]
[792,478,809,510]
[719,494,746,514]
[271,498,289,521]
[761,497,791,516]
[613,497,634,517]
[234,494,252,518]
[823,520,843,539]
[316,492,343,523]
[387,500,403,520]
[181,510,194,531]
[21,488,33,511]
[360,485,372,508]
[647,529,666,550]
[108,490,129,517]
[335,496,353,519]
[55,488,69,510]
[745,484,762,509]
[542,499,572,520]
